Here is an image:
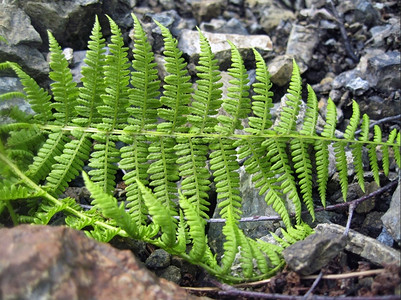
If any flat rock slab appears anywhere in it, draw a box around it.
[0,225,208,300]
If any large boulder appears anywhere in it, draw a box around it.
[0,225,208,300]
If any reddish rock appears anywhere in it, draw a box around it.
[0,225,208,300]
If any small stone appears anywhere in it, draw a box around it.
[377,227,394,247]
[156,265,182,284]
[286,24,319,73]
[146,249,172,269]
[283,232,347,275]
[190,0,226,23]
[346,77,370,95]
[381,183,401,244]
[267,55,293,87]
[315,223,401,266]
[260,7,295,33]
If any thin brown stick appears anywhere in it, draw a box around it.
[183,268,387,291]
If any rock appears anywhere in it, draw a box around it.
[338,0,380,28]
[345,77,370,95]
[259,7,295,34]
[362,211,384,237]
[145,249,172,269]
[381,183,401,244]
[190,0,226,23]
[0,77,34,123]
[286,24,319,73]
[377,226,394,247]
[200,18,249,35]
[315,223,401,267]
[332,69,362,90]
[283,232,347,275]
[0,225,206,300]
[102,0,137,29]
[365,50,401,91]
[0,4,48,79]
[18,0,102,50]
[369,20,401,48]
[178,29,272,70]
[156,265,182,284]
[267,55,293,87]
[305,0,326,8]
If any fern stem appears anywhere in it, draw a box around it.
[0,151,124,235]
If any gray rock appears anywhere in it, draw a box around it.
[381,183,401,244]
[267,55,293,87]
[190,0,226,23]
[365,50,401,91]
[345,77,370,95]
[369,20,401,48]
[338,0,380,28]
[0,225,205,300]
[283,232,347,275]
[286,24,319,73]
[315,223,401,266]
[145,249,172,269]
[332,69,363,90]
[18,0,102,50]
[178,29,272,70]
[362,211,384,237]
[0,77,34,123]
[156,265,182,284]
[200,18,249,35]
[377,226,394,247]
[0,4,48,78]
[260,6,295,34]
[305,0,326,8]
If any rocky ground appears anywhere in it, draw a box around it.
[0,0,400,299]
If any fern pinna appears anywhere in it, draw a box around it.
[0,15,400,283]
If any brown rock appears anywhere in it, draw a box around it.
[0,225,207,300]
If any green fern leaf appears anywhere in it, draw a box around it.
[83,171,137,238]
[136,178,177,248]
[7,62,53,122]
[314,98,337,206]
[369,125,382,185]
[188,29,222,134]
[247,49,273,134]
[73,16,106,127]
[179,191,207,261]
[45,131,91,195]
[216,41,251,135]
[275,59,302,134]
[48,31,78,125]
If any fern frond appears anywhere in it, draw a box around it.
[7,62,53,122]
[0,185,43,200]
[369,125,382,185]
[127,14,161,132]
[247,49,273,134]
[220,219,239,274]
[45,132,91,195]
[136,178,177,248]
[155,20,192,134]
[216,41,251,135]
[210,138,242,221]
[314,98,337,206]
[179,191,207,261]
[188,29,223,134]
[89,16,131,193]
[352,114,370,191]
[275,60,302,134]
[300,85,318,136]
[263,138,302,224]
[83,171,137,238]
[236,137,291,228]
[385,129,400,174]
[26,130,70,183]
[290,138,314,219]
[73,15,106,127]
[175,137,211,219]
[48,31,78,125]
[0,91,26,101]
